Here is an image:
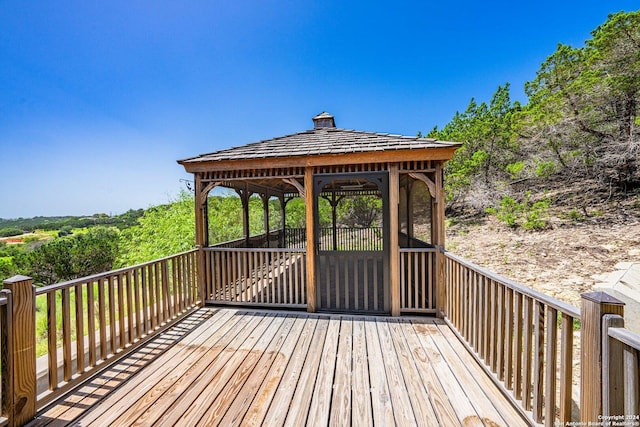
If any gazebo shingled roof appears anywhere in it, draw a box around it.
[179,128,459,163]
[178,112,461,168]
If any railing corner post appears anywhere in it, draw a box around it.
[2,275,37,426]
[580,291,625,423]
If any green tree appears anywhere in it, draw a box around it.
[523,11,640,188]
[0,227,24,237]
[337,195,382,227]
[118,191,195,266]
[430,84,520,211]
[23,226,120,285]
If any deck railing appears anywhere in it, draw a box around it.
[400,248,437,313]
[3,244,638,426]
[283,227,384,251]
[444,251,582,425]
[203,247,307,308]
[602,315,640,418]
[33,250,199,407]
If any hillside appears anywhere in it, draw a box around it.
[445,178,640,308]
[0,210,144,234]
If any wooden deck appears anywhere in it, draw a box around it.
[30,308,530,426]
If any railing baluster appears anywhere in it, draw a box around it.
[108,276,117,354]
[171,257,178,315]
[47,291,58,390]
[400,253,406,309]
[505,287,514,390]
[141,265,149,334]
[420,252,426,309]
[75,283,85,374]
[533,301,545,423]
[483,276,491,362]
[545,306,558,426]
[514,291,523,399]
[489,279,497,372]
[117,273,125,350]
[559,312,574,422]
[523,295,533,411]
[98,277,107,361]
[162,260,171,320]
[126,270,134,344]
[415,252,420,308]
[62,287,72,381]
[131,270,140,341]
[497,283,505,381]
[148,265,156,330]
[87,280,96,367]
[154,262,162,325]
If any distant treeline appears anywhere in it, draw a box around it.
[0,209,144,235]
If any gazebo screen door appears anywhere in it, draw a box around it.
[313,172,390,314]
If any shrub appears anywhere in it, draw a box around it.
[535,160,557,178]
[0,227,24,238]
[506,161,526,180]
[487,191,550,230]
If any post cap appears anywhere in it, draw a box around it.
[581,291,625,305]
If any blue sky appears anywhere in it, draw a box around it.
[1,1,637,218]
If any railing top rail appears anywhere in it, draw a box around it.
[608,326,640,350]
[35,249,198,295]
[445,250,581,319]
[210,229,285,247]
[204,247,307,253]
[399,247,437,252]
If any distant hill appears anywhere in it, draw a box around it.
[0,210,144,233]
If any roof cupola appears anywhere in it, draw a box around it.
[312,112,336,129]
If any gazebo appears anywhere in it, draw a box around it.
[178,112,460,316]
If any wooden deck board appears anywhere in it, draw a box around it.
[32,308,531,427]
[216,315,297,426]
[282,317,328,427]
[351,318,373,427]
[302,316,337,426]
[79,309,247,426]
[329,317,352,426]
[29,309,218,427]
[397,319,460,426]
[388,319,440,425]
[149,312,274,426]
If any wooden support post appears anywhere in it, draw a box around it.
[239,187,251,246]
[580,291,625,423]
[389,163,400,316]
[304,167,316,312]
[279,195,286,248]
[433,163,446,317]
[3,275,36,426]
[406,180,415,239]
[194,174,208,305]
[261,193,270,247]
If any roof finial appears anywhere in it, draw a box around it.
[312,112,336,129]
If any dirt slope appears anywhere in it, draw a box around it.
[445,183,640,308]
